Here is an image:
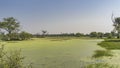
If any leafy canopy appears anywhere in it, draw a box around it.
[0,17,20,34]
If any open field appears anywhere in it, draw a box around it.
[1,38,103,68]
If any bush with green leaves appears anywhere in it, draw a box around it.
[19,31,32,40]
[1,31,32,41]
[0,45,32,68]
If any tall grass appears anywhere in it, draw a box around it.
[92,50,113,58]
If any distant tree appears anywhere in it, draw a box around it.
[90,32,98,37]
[85,34,89,37]
[75,33,84,37]
[19,31,32,40]
[97,32,104,38]
[104,33,112,39]
[0,17,20,34]
[41,30,47,37]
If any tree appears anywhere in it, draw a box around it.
[0,17,20,34]
[0,17,20,40]
[90,32,98,37]
[104,33,112,39]
[111,31,116,38]
[6,33,20,40]
[41,30,47,37]
[111,14,120,38]
[97,32,104,38]
[0,17,33,41]
[75,33,84,37]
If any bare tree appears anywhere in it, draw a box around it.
[41,30,47,37]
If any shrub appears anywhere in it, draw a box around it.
[2,31,32,41]
[0,45,32,68]
[19,31,32,40]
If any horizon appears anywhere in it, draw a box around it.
[1,0,120,34]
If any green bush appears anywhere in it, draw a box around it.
[1,31,32,41]
[0,45,32,68]
[19,31,32,40]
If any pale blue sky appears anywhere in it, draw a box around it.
[0,0,120,34]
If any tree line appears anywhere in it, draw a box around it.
[33,31,115,39]
[0,17,118,41]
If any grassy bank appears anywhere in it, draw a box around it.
[95,39,120,68]
[92,50,113,58]
[98,39,120,50]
